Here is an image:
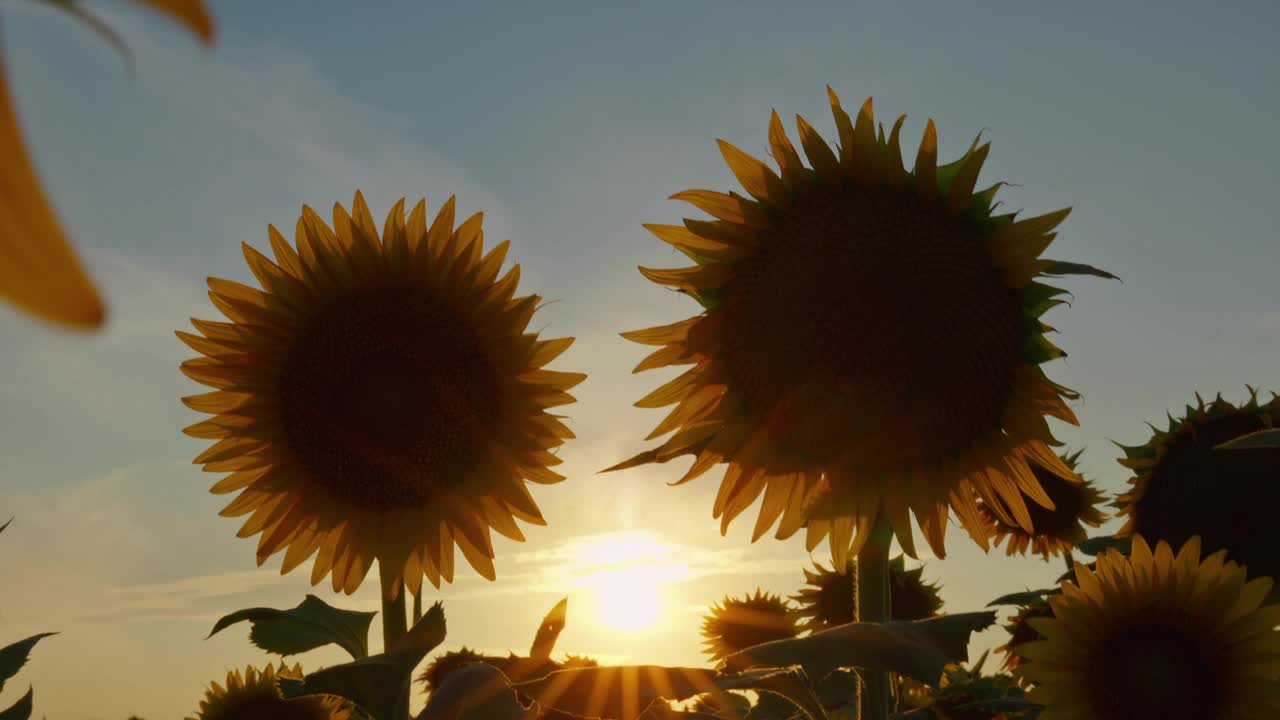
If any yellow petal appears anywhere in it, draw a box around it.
[133,0,216,44]
[716,139,786,202]
[0,59,105,329]
[912,119,939,203]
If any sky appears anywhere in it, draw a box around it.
[1,1,1279,718]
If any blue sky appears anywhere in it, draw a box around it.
[2,1,1278,717]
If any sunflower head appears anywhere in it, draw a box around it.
[559,653,599,669]
[611,87,1087,568]
[1016,535,1280,720]
[977,450,1108,560]
[179,191,585,598]
[1115,389,1280,585]
[417,647,505,695]
[701,589,799,663]
[791,556,944,633]
[189,663,350,720]
[995,597,1055,672]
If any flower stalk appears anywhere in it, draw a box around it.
[856,510,894,720]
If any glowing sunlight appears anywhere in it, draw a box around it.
[567,531,690,632]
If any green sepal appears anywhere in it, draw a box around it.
[1076,535,1131,556]
[985,589,1059,608]
[1040,260,1119,281]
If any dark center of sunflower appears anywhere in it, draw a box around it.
[1023,467,1088,538]
[1087,619,1228,720]
[718,181,1024,473]
[813,565,856,627]
[279,285,501,509]
[707,602,795,656]
[1133,406,1280,583]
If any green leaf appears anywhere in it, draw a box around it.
[1215,428,1280,450]
[281,601,446,720]
[208,594,376,661]
[416,663,536,720]
[716,668,826,720]
[529,598,567,660]
[0,687,32,720]
[0,634,56,693]
[1075,535,1131,557]
[513,665,826,720]
[985,589,1058,607]
[1040,260,1120,281]
[721,612,996,686]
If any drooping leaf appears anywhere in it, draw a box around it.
[0,686,32,720]
[1075,535,1131,557]
[416,662,537,720]
[208,594,376,661]
[1215,428,1280,450]
[716,668,826,720]
[513,666,826,720]
[721,612,996,686]
[0,634,56,693]
[1040,260,1120,281]
[985,589,1058,608]
[529,598,568,660]
[514,666,722,720]
[281,602,446,720]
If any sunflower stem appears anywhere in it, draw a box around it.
[856,511,894,720]
[379,561,409,719]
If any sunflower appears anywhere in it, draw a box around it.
[188,663,350,720]
[995,597,1055,672]
[701,589,799,663]
[609,87,1089,565]
[977,450,1107,560]
[178,192,585,597]
[1115,390,1280,586]
[1016,535,1280,720]
[791,555,944,633]
[418,648,504,695]
[0,0,213,329]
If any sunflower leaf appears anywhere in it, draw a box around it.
[1075,535,1131,557]
[514,665,825,720]
[1040,260,1120,281]
[416,663,535,720]
[715,668,827,720]
[529,598,568,660]
[281,601,446,720]
[985,589,1058,607]
[0,634,55,694]
[721,612,996,686]
[0,517,11,536]
[208,594,376,661]
[1214,428,1280,450]
[0,686,32,720]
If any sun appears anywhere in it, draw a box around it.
[566,531,688,632]
[593,567,665,631]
